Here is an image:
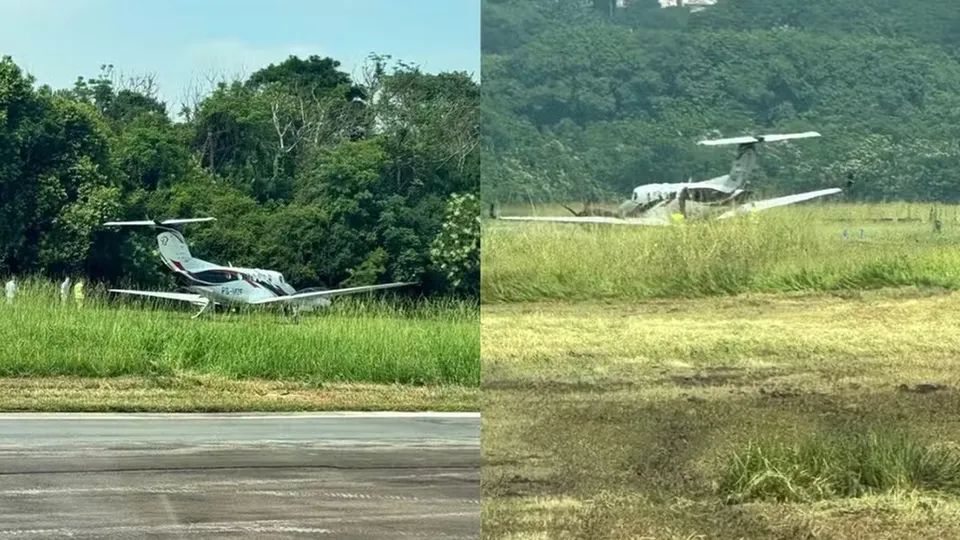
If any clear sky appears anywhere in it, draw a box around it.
[0,0,480,111]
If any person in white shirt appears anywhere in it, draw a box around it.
[60,277,71,305]
[4,279,16,305]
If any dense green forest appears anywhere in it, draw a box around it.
[482,0,960,204]
[0,54,479,296]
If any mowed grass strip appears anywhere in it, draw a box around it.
[482,291,960,539]
[482,202,960,303]
[0,280,480,387]
[482,491,960,540]
[0,376,478,412]
[482,288,960,390]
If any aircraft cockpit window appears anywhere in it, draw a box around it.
[194,270,236,284]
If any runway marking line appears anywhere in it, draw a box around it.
[0,412,480,420]
[0,513,480,536]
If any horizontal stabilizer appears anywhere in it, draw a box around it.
[159,217,217,225]
[109,289,210,306]
[103,220,156,226]
[698,131,821,147]
[249,282,419,305]
[717,188,842,219]
[104,217,216,227]
[497,215,670,226]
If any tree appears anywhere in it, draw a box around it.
[0,52,479,296]
[481,2,960,204]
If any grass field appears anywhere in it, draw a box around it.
[482,290,960,539]
[483,202,960,302]
[0,279,480,411]
[481,202,960,539]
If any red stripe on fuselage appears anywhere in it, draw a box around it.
[170,260,204,284]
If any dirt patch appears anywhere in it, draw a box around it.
[668,366,784,388]
[757,386,828,400]
[564,349,607,359]
[897,383,949,394]
[481,379,641,392]
[494,473,560,498]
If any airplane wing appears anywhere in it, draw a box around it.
[496,215,671,226]
[698,131,821,146]
[104,217,216,227]
[248,282,419,305]
[716,188,842,219]
[109,289,210,306]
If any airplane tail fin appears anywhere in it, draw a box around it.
[103,217,217,274]
[155,230,213,273]
[697,131,822,192]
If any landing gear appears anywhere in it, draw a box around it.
[192,298,213,319]
[280,304,302,323]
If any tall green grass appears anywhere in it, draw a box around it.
[482,203,960,303]
[720,429,960,504]
[0,279,479,386]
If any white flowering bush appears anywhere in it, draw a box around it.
[429,192,480,295]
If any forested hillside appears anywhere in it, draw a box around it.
[0,54,479,295]
[482,0,960,204]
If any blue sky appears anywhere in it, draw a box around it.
[0,0,480,111]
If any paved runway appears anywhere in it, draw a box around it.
[0,412,480,539]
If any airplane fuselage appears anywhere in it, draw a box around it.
[183,283,333,309]
[102,217,417,318]
[173,267,332,309]
[494,131,834,227]
[154,228,331,308]
[629,175,736,205]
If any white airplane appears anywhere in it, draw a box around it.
[498,131,843,226]
[103,217,418,318]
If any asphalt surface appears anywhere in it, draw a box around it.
[0,412,480,539]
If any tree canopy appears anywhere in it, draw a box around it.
[482,0,960,204]
[0,53,479,296]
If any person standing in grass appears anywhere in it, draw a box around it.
[60,277,71,305]
[72,280,84,308]
[4,279,15,305]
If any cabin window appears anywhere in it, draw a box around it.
[193,270,237,284]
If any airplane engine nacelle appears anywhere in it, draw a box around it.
[294,297,333,312]
[308,297,333,308]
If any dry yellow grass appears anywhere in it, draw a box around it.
[484,288,960,389]
[482,289,960,539]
